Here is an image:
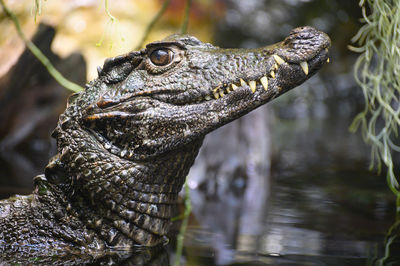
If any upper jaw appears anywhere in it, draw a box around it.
[156,26,330,106]
[170,47,329,107]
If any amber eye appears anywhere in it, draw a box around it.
[149,48,173,66]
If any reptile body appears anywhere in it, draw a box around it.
[0,27,330,255]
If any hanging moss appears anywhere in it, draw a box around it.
[350,0,400,208]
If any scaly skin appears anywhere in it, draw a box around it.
[0,27,330,255]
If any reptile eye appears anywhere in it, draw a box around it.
[149,49,173,66]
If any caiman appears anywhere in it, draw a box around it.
[0,27,330,255]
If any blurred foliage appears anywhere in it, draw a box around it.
[349,0,400,209]
[135,0,172,50]
[95,0,123,48]
[0,0,83,92]
[0,0,224,80]
[33,0,42,23]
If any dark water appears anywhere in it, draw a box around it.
[1,0,400,265]
[179,0,400,264]
[180,109,398,265]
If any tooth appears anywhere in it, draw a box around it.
[260,76,268,91]
[240,78,247,86]
[327,58,330,63]
[249,80,256,93]
[226,86,232,93]
[273,63,278,70]
[231,84,238,90]
[273,55,285,65]
[213,92,219,99]
[219,90,225,97]
[270,71,275,79]
[205,95,211,101]
[300,61,309,75]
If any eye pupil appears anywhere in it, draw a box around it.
[150,49,172,66]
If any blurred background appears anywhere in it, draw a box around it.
[0,0,399,265]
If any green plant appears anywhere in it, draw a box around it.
[350,0,400,214]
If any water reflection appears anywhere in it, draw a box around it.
[188,105,271,265]
[184,161,397,265]
[183,107,397,265]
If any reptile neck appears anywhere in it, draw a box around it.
[44,126,203,247]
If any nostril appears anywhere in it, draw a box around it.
[278,26,330,63]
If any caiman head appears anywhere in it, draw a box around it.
[47,26,330,247]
